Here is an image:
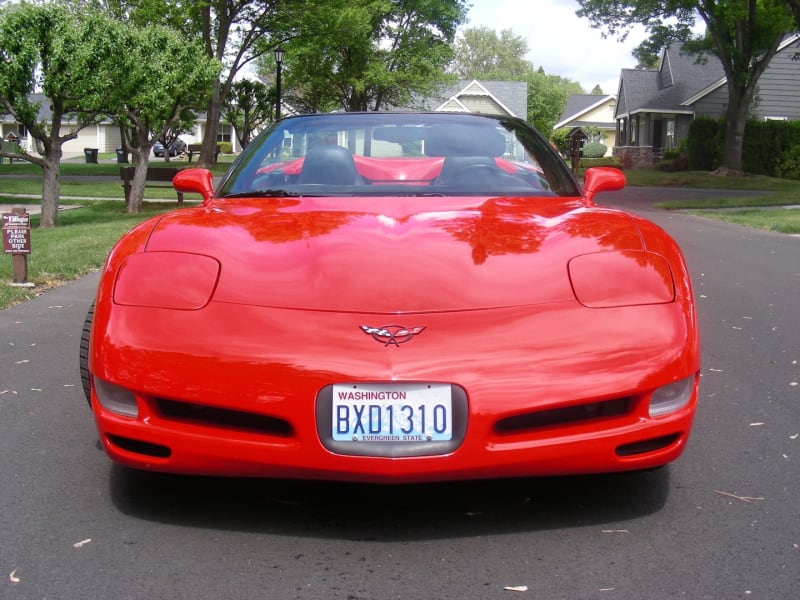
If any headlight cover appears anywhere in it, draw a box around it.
[568,250,675,308]
[113,251,220,310]
[649,375,696,417]
[94,377,138,417]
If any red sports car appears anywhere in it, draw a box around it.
[80,112,700,483]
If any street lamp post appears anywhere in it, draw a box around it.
[274,47,285,121]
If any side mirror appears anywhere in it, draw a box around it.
[173,168,215,205]
[582,167,625,204]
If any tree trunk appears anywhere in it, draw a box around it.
[720,82,750,174]
[200,80,223,166]
[39,148,63,229]
[126,150,151,214]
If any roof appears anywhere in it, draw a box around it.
[1,93,116,124]
[415,80,528,119]
[616,42,725,117]
[554,94,616,130]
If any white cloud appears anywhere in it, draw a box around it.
[461,0,649,95]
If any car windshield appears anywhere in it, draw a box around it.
[217,112,581,198]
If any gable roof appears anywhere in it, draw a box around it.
[617,34,800,117]
[416,80,528,119]
[554,94,616,129]
[616,42,725,117]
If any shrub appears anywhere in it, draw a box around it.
[551,128,570,156]
[217,142,233,154]
[656,155,689,172]
[743,119,800,179]
[687,117,723,170]
[582,142,608,158]
[581,157,622,169]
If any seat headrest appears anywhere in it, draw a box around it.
[425,126,507,157]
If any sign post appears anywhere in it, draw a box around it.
[2,207,34,288]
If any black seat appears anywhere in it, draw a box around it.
[298,145,363,185]
[435,156,501,186]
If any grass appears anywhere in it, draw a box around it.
[615,169,800,233]
[619,168,800,192]
[0,158,232,201]
[1,165,798,311]
[0,202,181,310]
[689,208,800,233]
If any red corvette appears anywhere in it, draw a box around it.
[80,112,700,483]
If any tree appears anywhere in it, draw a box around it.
[528,70,584,134]
[96,21,219,212]
[221,79,274,149]
[576,0,795,174]
[274,0,468,112]
[448,27,584,133]
[177,0,304,164]
[788,0,800,24]
[0,4,116,227]
[93,0,304,165]
[451,26,533,79]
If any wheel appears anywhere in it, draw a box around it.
[79,302,94,406]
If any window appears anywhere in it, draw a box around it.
[665,118,675,150]
[217,124,232,143]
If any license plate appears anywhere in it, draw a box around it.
[332,383,452,442]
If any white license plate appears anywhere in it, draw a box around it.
[332,383,452,442]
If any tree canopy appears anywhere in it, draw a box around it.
[272,0,468,113]
[96,19,220,212]
[222,79,275,149]
[576,0,795,173]
[451,26,533,80]
[0,4,117,227]
[450,27,585,134]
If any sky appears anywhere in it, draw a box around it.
[461,0,650,95]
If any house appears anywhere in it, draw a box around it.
[1,95,119,157]
[417,80,528,120]
[553,94,617,156]
[614,34,800,165]
[0,93,241,159]
[3,81,527,159]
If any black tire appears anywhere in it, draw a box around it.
[79,302,94,406]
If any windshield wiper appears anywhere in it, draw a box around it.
[221,189,302,198]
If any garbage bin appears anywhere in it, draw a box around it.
[115,148,128,163]
[83,148,98,164]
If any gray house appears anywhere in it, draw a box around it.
[614,34,800,165]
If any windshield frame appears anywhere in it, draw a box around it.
[216,112,581,198]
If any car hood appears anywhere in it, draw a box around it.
[143,196,645,313]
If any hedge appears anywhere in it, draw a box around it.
[742,119,800,179]
[687,117,800,179]
[687,117,724,170]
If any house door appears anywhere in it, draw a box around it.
[652,119,663,156]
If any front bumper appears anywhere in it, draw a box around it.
[90,300,700,482]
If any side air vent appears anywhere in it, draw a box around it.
[495,397,631,434]
[157,399,294,437]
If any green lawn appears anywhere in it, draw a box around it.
[689,208,800,233]
[0,158,231,201]
[0,202,181,309]
[619,169,800,233]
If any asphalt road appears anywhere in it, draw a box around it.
[1,188,798,599]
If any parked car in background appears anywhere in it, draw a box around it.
[81,111,701,483]
[153,138,187,157]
